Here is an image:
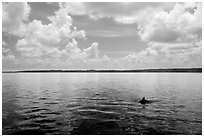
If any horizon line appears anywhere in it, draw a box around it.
[2,68,202,73]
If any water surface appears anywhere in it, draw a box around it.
[2,73,202,135]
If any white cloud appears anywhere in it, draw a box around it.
[138,2,202,43]
[101,55,110,63]
[87,29,137,38]
[59,2,174,22]
[2,47,15,59]
[118,2,202,68]
[2,2,87,59]
[14,3,87,59]
[60,39,86,60]
[59,2,87,15]
[120,38,202,69]
[48,8,72,28]
[2,2,110,70]
[58,2,201,45]
[71,27,86,39]
[120,48,158,68]
[2,2,202,70]
[2,2,31,36]
[10,39,109,70]
[84,42,99,58]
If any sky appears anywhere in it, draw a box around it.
[2,2,202,70]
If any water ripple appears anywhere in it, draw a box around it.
[2,73,202,135]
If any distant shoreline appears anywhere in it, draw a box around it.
[2,68,202,73]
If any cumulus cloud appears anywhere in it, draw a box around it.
[3,2,111,70]
[2,2,31,36]
[2,2,202,70]
[120,39,202,69]
[9,37,107,70]
[14,3,87,59]
[59,2,174,22]
[138,2,202,43]
[84,42,99,58]
[2,47,15,59]
[61,2,201,43]
[3,2,86,57]
[119,48,158,68]
[119,2,202,69]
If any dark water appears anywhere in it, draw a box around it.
[2,73,202,135]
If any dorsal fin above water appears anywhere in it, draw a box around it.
[139,97,150,104]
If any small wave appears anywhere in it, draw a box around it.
[19,122,40,128]
[173,104,185,108]
[24,108,49,113]
[79,105,121,113]
[101,101,133,106]
[74,108,121,121]
[77,109,119,115]
[40,124,56,130]
[80,88,89,91]
[44,102,59,105]
[88,97,108,101]
[30,106,39,109]
[24,114,47,120]
[67,106,82,111]
[42,90,49,93]
[29,101,39,104]
[33,118,56,124]
[42,112,61,115]
[13,126,59,135]
[15,96,24,99]
[72,97,87,100]
[94,92,101,96]
[39,97,48,100]
[67,102,81,108]
[11,129,45,135]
